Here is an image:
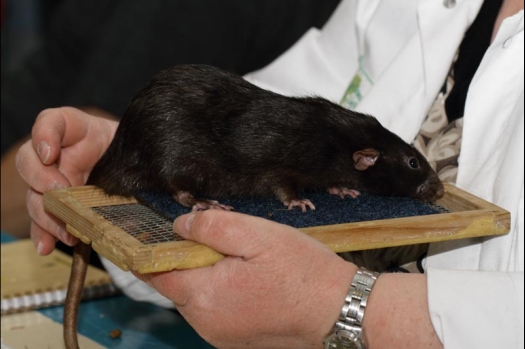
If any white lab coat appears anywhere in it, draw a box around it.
[103,1,524,347]
[246,1,524,348]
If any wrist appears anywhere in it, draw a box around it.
[323,266,379,349]
[317,262,359,345]
[360,273,441,349]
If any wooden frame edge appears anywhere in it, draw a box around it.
[43,183,511,272]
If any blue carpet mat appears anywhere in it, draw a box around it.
[136,192,445,229]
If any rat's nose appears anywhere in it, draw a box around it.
[417,178,445,202]
[434,181,445,199]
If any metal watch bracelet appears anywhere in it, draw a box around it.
[323,267,380,349]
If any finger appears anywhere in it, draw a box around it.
[31,107,90,165]
[173,210,302,259]
[30,221,58,256]
[26,188,78,246]
[16,141,72,193]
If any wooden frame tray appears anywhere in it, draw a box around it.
[43,182,510,273]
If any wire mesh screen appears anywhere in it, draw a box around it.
[92,204,182,244]
[92,201,450,246]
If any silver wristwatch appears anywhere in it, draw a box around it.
[323,267,380,349]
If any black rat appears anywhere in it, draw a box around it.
[63,64,444,348]
[89,64,444,207]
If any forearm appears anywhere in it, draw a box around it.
[363,273,442,349]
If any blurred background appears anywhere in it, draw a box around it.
[1,0,341,238]
[2,0,64,74]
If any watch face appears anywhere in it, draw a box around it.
[323,332,365,349]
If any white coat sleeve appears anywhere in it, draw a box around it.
[427,268,524,349]
[100,256,175,309]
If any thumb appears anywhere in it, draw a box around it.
[173,210,297,259]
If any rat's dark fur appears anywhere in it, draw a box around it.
[65,65,445,348]
[87,64,444,203]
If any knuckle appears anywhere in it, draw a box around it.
[34,108,56,125]
[33,107,67,140]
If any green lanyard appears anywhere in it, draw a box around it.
[340,54,374,110]
[340,1,379,110]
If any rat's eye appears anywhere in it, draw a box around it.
[409,157,419,169]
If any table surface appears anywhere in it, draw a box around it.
[1,232,215,349]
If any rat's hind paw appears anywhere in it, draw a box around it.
[192,200,234,211]
[284,199,316,212]
[327,187,361,199]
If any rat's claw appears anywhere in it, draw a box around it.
[215,203,234,211]
[192,200,234,211]
[284,199,316,212]
[328,187,361,199]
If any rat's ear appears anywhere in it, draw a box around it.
[353,148,380,171]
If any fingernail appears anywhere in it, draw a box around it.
[37,241,45,256]
[49,181,67,190]
[185,213,195,232]
[37,141,51,164]
[173,212,195,237]
[31,234,41,250]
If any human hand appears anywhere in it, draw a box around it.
[136,210,357,349]
[16,107,118,255]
